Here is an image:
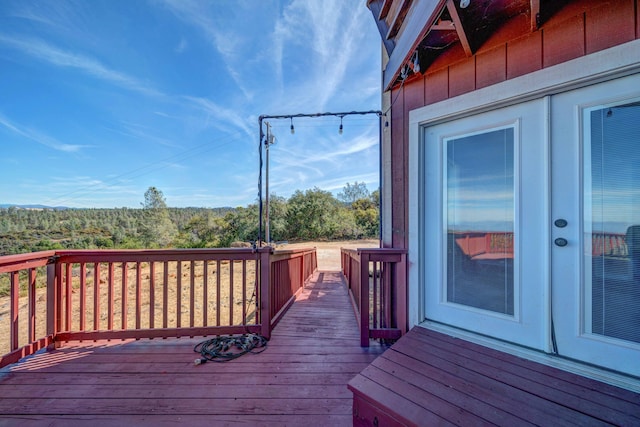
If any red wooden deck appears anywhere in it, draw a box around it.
[349,327,640,426]
[0,271,386,426]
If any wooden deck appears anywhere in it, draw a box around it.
[349,327,640,426]
[0,271,386,426]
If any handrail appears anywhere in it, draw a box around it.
[341,247,407,347]
[269,248,318,328]
[0,246,316,369]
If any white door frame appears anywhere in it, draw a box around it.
[407,40,640,334]
[422,100,549,350]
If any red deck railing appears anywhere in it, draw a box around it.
[454,231,515,259]
[341,248,407,347]
[454,231,629,259]
[591,232,627,257]
[0,247,316,369]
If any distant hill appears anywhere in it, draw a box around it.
[0,204,70,210]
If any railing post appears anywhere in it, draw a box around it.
[10,272,19,351]
[359,251,370,347]
[260,248,272,339]
[46,261,59,348]
[396,252,408,335]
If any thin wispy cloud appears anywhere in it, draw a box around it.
[183,96,254,140]
[0,34,162,97]
[175,37,188,54]
[271,0,371,111]
[0,113,87,152]
[7,0,92,37]
[159,0,254,101]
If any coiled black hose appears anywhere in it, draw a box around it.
[194,333,268,364]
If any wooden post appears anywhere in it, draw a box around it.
[396,252,408,335]
[359,251,370,347]
[46,262,58,349]
[10,272,19,351]
[260,248,272,339]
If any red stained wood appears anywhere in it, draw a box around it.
[476,44,507,89]
[481,12,531,52]
[449,57,476,97]
[10,272,19,351]
[637,0,640,39]
[0,271,386,424]
[507,30,543,79]
[403,77,425,112]
[349,327,640,427]
[28,269,36,343]
[431,43,468,75]
[543,14,586,67]
[390,86,406,249]
[585,0,636,53]
[424,68,449,104]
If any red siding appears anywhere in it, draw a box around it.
[586,0,636,53]
[424,68,448,105]
[476,45,506,89]
[507,31,543,79]
[449,57,475,97]
[404,77,425,113]
[543,14,585,67]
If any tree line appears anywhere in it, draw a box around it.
[0,182,379,255]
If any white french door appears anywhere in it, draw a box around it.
[551,74,640,376]
[423,74,640,376]
[423,99,549,350]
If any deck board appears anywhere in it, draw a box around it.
[349,327,640,427]
[0,271,387,426]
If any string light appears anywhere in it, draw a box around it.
[257,109,382,246]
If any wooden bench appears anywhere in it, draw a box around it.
[348,327,640,426]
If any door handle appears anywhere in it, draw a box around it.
[554,238,568,247]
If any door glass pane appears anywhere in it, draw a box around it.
[586,101,640,343]
[446,127,515,315]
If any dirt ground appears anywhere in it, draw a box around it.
[276,239,379,271]
[0,240,379,356]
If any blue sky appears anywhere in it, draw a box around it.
[0,0,381,208]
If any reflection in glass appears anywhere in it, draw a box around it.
[446,128,514,315]
[587,102,640,343]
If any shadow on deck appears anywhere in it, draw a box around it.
[0,271,386,426]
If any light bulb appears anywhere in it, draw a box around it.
[339,124,343,135]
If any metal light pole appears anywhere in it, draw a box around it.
[264,122,275,244]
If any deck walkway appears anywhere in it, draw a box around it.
[0,271,386,426]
